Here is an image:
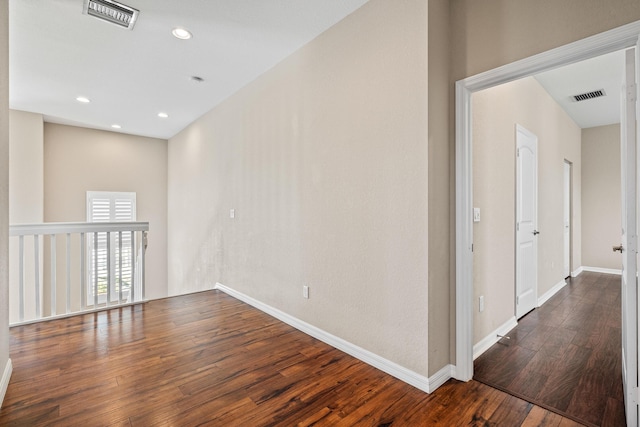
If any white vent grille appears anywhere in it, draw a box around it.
[572,89,606,102]
[83,0,139,30]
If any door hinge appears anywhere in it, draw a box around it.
[517,148,520,157]
[628,83,637,102]
[516,222,520,231]
[516,295,520,305]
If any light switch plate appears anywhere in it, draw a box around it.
[474,207,481,222]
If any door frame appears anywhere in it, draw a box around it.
[454,20,640,382]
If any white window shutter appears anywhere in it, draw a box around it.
[86,192,137,304]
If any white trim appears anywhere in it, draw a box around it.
[0,358,12,408]
[581,266,622,275]
[455,78,474,382]
[428,364,456,392]
[473,317,517,360]
[537,279,567,307]
[9,221,149,236]
[214,283,450,393]
[455,20,640,383]
[572,266,584,277]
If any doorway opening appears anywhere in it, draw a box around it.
[455,19,640,427]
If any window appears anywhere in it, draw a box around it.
[86,191,136,305]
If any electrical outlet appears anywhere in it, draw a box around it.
[479,295,484,312]
[303,286,309,299]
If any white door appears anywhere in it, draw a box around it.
[563,161,571,278]
[621,46,639,427]
[516,124,538,319]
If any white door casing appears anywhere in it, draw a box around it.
[564,161,571,278]
[620,46,639,427]
[515,125,538,319]
[455,20,640,395]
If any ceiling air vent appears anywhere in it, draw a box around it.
[572,89,606,102]
[83,0,139,30]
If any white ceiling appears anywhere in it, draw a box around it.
[9,0,370,140]
[535,49,625,129]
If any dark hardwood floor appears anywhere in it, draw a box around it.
[1,290,585,426]
[474,271,625,427]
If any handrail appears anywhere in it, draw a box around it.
[10,221,149,236]
[8,221,149,326]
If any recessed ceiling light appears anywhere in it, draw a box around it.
[111,124,122,129]
[76,96,91,103]
[172,27,192,40]
[158,112,169,118]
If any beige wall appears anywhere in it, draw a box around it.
[451,0,640,81]
[0,0,10,402]
[9,110,43,224]
[582,124,621,270]
[428,0,452,374]
[44,124,168,300]
[472,77,581,344]
[169,0,430,376]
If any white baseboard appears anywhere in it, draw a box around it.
[571,266,583,277]
[473,316,517,360]
[538,279,567,307]
[0,358,12,409]
[581,266,622,275]
[214,282,450,393]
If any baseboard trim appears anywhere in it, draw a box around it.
[538,279,567,307]
[214,283,449,393]
[0,358,13,409]
[571,266,583,277]
[581,266,622,275]
[473,316,517,360]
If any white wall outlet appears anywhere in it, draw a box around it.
[303,285,310,299]
[230,209,235,219]
[479,295,484,312]
[473,207,481,223]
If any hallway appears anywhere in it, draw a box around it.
[474,272,625,427]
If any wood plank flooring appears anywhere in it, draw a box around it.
[474,272,625,427]
[1,290,585,426]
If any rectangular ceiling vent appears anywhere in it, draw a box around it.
[572,89,606,102]
[83,0,139,30]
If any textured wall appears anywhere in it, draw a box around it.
[582,124,621,270]
[451,0,640,81]
[169,0,430,376]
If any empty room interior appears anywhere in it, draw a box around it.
[2,0,640,426]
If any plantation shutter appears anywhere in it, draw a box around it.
[86,192,136,303]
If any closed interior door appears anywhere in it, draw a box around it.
[516,124,538,319]
[563,161,571,278]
